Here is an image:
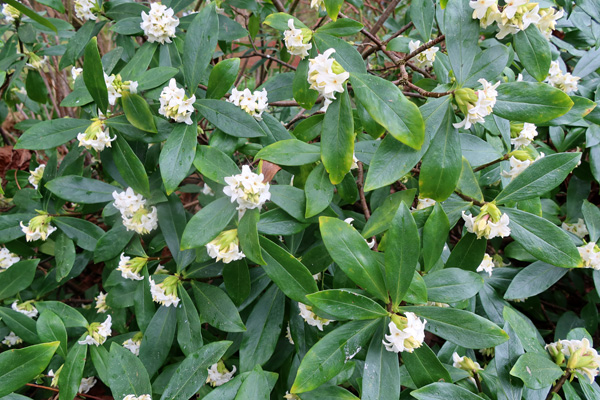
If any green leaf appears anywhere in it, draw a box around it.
[58,341,87,400]
[503,307,548,355]
[350,72,425,150]
[259,236,318,303]
[300,385,359,400]
[195,99,267,138]
[183,4,219,91]
[292,114,324,142]
[313,33,366,74]
[399,306,509,348]
[192,282,246,332]
[319,217,388,302]
[291,319,379,393]
[456,157,484,202]
[444,0,480,84]
[223,260,251,306]
[161,341,232,400]
[0,308,38,344]
[293,55,319,109]
[3,0,56,32]
[495,153,581,204]
[108,343,152,400]
[582,200,600,242]
[263,13,308,30]
[36,310,68,358]
[122,92,158,133]
[514,25,551,82]
[418,103,460,201]
[385,202,420,306]
[15,119,91,150]
[510,353,563,390]
[362,322,401,400]
[410,0,435,41]
[25,69,47,103]
[120,42,158,81]
[403,344,452,388]
[316,18,364,37]
[193,145,240,184]
[90,346,110,386]
[207,58,240,99]
[54,233,76,282]
[83,37,109,113]
[504,261,568,300]
[269,185,308,222]
[111,135,150,197]
[45,176,119,204]
[238,209,266,265]
[496,323,525,400]
[240,285,285,371]
[323,0,344,20]
[423,268,484,303]
[139,306,177,377]
[160,123,197,194]
[255,139,321,166]
[134,273,156,333]
[0,342,59,397]
[234,366,270,400]
[306,289,388,320]
[444,232,486,272]
[361,190,416,238]
[35,302,88,328]
[176,286,203,356]
[321,89,354,184]
[412,382,486,400]
[181,197,237,249]
[60,20,96,69]
[499,207,582,268]
[462,45,510,88]
[0,259,38,300]
[257,209,309,235]
[94,223,135,263]
[422,204,449,271]
[54,217,104,251]
[493,82,574,123]
[305,164,334,218]
[136,66,179,91]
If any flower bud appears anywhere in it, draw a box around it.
[331,60,346,75]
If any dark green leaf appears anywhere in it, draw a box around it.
[403,344,452,387]
[15,119,91,150]
[54,233,75,282]
[0,259,38,300]
[36,310,67,358]
[306,289,388,320]
[321,90,354,184]
[192,282,246,332]
[122,92,157,133]
[193,145,240,184]
[423,268,484,303]
[139,306,177,377]
[181,197,237,249]
[0,342,59,397]
[83,37,108,113]
[195,99,267,138]
[207,58,240,99]
[111,135,150,197]
[514,25,551,82]
[183,4,219,91]
[45,176,118,204]
[108,342,152,399]
[58,341,87,400]
[255,139,321,166]
[305,164,334,218]
[510,353,563,390]
[160,122,197,194]
[238,209,266,265]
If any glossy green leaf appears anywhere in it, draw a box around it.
[3,0,56,32]
[444,232,486,272]
[462,45,510,88]
[122,92,157,133]
[313,33,366,74]
[223,260,251,306]
[510,353,563,390]
[54,233,75,282]
[362,322,401,400]
[36,310,68,358]
[306,289,388,320]
[505,261,568,300]
[403,344,452,388]
[305,164,334,218]
[412,382,485,400]
[255,139,321,166]
[514,25,551,82]
[54,217,104,251]
[444,0,480,84]
[83,37,108,113]
[183,4,219,92]
[195,99,267,138]
[361,190,416,238]
[234,366,270,400]
[582,200,600,242]
[0,259,38,300]
[160,122,197,194]
[423,268,484,303]
[181,197,237,249]
[321,89,354,184]
[410,0,435,41]
[111,135,150,197]
[422,204,449,272]
[45,176,119,204]
[0,342,59,397]
[176,287,203,356]
[315,18,364,37]
[238,209,266,265]
[193,145,240,184]
[58,341,87,400]
[139,306,177,377]
[207,58,240,99]
[15,119,91,150]
[108,343,152,400]
[192,282,246,332]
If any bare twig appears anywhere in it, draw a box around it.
[403,35,446,62]
[357,161,371,220]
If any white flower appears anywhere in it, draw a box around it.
[452,352,482,372]
[286,324,294,345]
[206,230,245,264]
[117,253,145,281]
[469,0,497,19]
[477,254,495,277]
[502,153,543,180]
[77,119,115,152]
[2,3,20,22]
[562,219,589,239]
[71,67,83,81]
[415,197,436,210]
[149,277,180,307]
[0,247,20,270]
[74,0,97,21]
[122,206,158,235]
[511,123,538,147]
[79,377,96,394]
[298,302,333,331]
[283,19,312,59]
[11,301,38,318]
[578,242,600,270]
[206,362,236,387]
[546,61,579,94]
[20,215,57,242]
[95,292,109,313]
[351,154,359,170]
[140,2,179,44]
[453,79,500,130]
[29,164,45,189]
[158,78,195,125]
[2,332,22,347]
[310,0,324,11]
[223,165,271,213]
[307,48,350,112]
[113,187,146,217]
[123,338,141,356]
[227,88,269,121]
[536,7,563,38]
[487,213,512,239]
[78,315,112,346]
[383,312,426,353]
[202,184,214,196]
[521,4,541,30]
[105,73,139,106]
[546,338,600,384]
[409,40,438,69]
[502,0,528,20]
[462,210,511,240]
[124,395,152,400]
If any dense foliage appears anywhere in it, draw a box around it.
[1,0,600,398]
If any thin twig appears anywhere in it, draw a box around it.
[403,35,446,62]
[455,191,485,207]
[357,161,371,220]
[472,154,510,172]
[546,370,571,400]
[25,384,105,400]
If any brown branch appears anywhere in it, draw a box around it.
[472,154,510,172]
[357,161,371,220]
[271,0,286,13]
[367,0,401,38]
[403,35,446,62]
[25,384,105,400]
[455,191,485,207]
[546,370,571,400]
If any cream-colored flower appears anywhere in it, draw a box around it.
[11,300,38,318]
[206,361,236,387]
[28,164,45,189]
[298,302,332,331]
[578,242,600,270]
[20,214,57,242]
[2,332,22,347]
[140,2,179,44]
[223,165,271,213]
[562,218,589,239]
[149,276,180,307]
[409,40,438,69]
[0,247,20,270]
[95,292,109,313]
[74,0,98,21]
[383,312,426,353]
[78,315,112,346]
[307,48,350,112]
[283,19,312,59]
[227,88,269,121]
[477,254,495,277]
[206,230,245,264]
[158,78,195,124]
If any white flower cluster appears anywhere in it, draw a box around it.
[2,3,20,23]
[562,218,589,239]
[414,197,436,210]
[95,292,109,313]
[408,40,438,69]
[0,246,19,270]
[78,118,115,152]
[206,230,245,264]
[158,78,195,125]
[310,0,324,11]
[79,377,97,394]
[511,123,538,148]
[149,277,180,307]
[283,19,312,59]
[74,0,98,21]
[140,2,179,44]
[71,67,83,81]
[105,73,138,106]
[578,242,600,270]
[227,88,269,121]
[462,210,511,240]
[470,0,563,39]
[123,337,142,356]
[501,153,544,180]
[78,315,112,346]
[206,362,236,387]
[2,332,22,347]
[20,215,57,242]
[117,253,146,281]
[546,338,600,383]
[112,188,158,235]
[298,302,333,331]
[383,312,427,353]
[28,164,45,189]
[477,254,496,277]
[224,165,271,213]
[12,301,38,318]
[546,61,580,94]
[453,79,500,130]
[124,395,152,400]
[307,48,350,112]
